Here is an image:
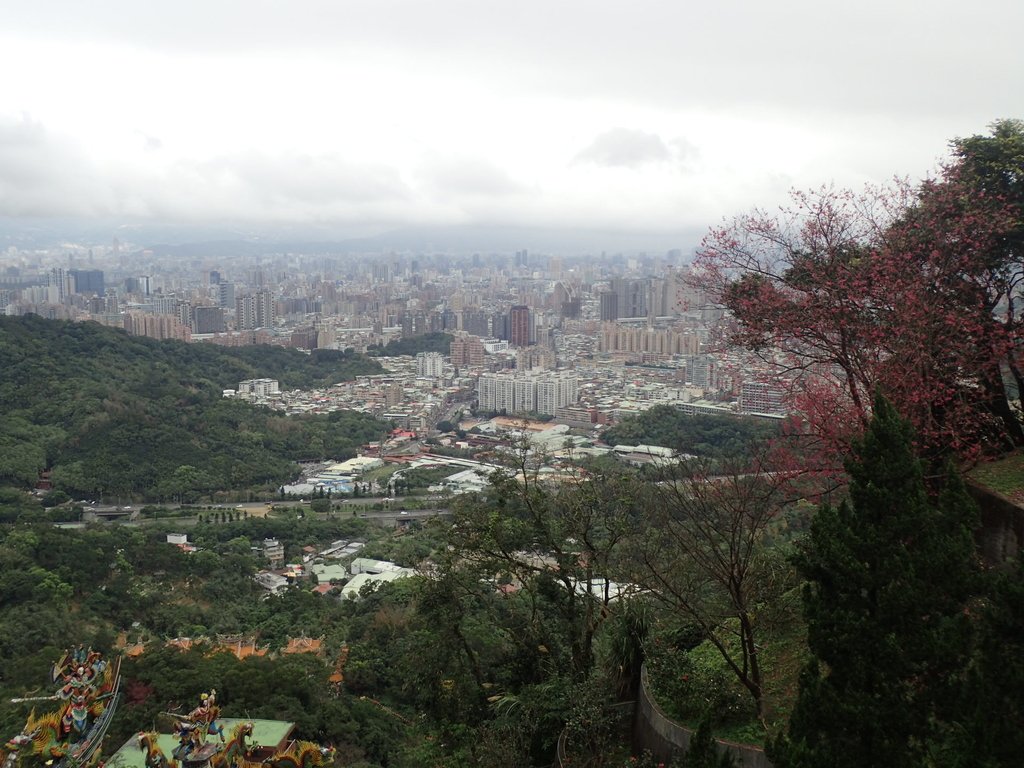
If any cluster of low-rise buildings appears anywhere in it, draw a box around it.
[5,244,793,438]
[255,535,415,601]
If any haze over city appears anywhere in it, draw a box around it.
[3,0,1022,250]
[3,1,1024,765]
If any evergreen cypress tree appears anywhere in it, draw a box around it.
[772,394,978,767]
[957,555,1024,766]
[683,719,736,768]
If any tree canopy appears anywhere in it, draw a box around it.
[693,120,1024,463]
[773,395,979,767]
[602,405,780,459]
[0,316,385,496]
[366,332,453,357]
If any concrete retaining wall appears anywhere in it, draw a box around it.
[633,664,773,768]
[968,481,1024,566]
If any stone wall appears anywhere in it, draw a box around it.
[968,481,1024,566]
[633,664,773,768]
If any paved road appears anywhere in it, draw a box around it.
[118,504,450,528]
[79,495,451,528]
[353,508,450,522]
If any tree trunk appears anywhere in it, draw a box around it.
[981,359,1024,448]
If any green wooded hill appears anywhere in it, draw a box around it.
[602,404,781,458]
[0,315,386,498]
[367,331,453,356]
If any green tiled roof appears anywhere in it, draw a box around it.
[108,718,295,768]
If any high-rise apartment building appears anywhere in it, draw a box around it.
[415,351,445,378]
[70,269,105,296]
[256,289,275,328]
[477,372,579,416]
[236,295,256,330]
[218,281,236,308]
[459,310,490,336]
[123,311,191,341]
[599,292,619,321]
[646,278,672,318]
[686,355,716,389]
[509,305,531,347]
[513,377,536,413]
[491,311,511,341]
[177,301,194,330]
[611,278,650,319]
[599,324,699,356]
[193,305,226,334]
[153,294,178,315]
[450,335,486,367]
[536,376,579,417]
[477,374,515,414]
[401,311,428,337]
[236,289,276,330]
[48,268,70,303]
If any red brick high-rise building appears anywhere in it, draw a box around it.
[450,334,486,367]
[509,305,531,348]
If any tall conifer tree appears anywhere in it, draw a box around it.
[957,556,1024,766]
[773,394,978,767]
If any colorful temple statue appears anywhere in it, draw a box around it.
[167,696,242,767]
[52,648,110,738]
[136,732,177,768]
[4,648,121,768]
[261,741,335,768]
[186,691,225,743]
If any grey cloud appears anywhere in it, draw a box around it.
[0,116,109,217]
[131,152,415,225]
[197,151,410,205]
[574,128,672,168]
[0,115,413,225]
[416,155,527,198]
[6,1,1021,120]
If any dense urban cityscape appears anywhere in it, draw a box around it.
[0,243,787,437]
[2,1,1022,765]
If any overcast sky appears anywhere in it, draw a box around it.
[2,0,1021,247]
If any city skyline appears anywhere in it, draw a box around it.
[2,1,1021,250]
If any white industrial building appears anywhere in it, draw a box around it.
[342,558,417,600]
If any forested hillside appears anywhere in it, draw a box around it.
[0,316,386,498]
[602,405,780,458]
[0,514,419,766]
[366,331,453,357]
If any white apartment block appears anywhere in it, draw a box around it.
[599,323,700,356]
[415,351,445,378]
[477,372,579,416]
[478,373,516,413]
[238,378,281,397]
[739,381,786,415]
[536,376,579,416]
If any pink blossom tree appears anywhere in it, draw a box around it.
[692,121,1024,465]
